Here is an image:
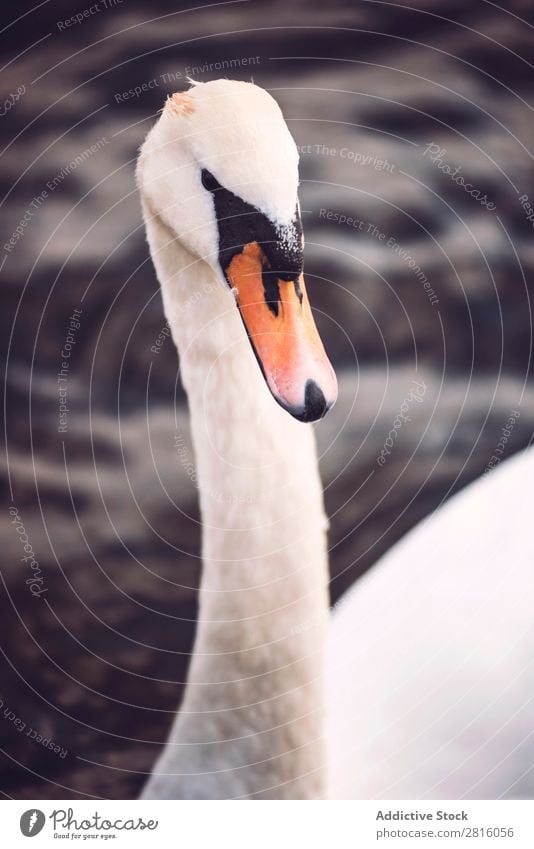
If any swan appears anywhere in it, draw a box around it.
[136,79,534,800]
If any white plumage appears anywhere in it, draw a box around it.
[137,78,534,800]
[327,447,534,799]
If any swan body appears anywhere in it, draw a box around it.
[327,447,534,799]
[137,78,533,800]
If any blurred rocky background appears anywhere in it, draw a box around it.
[1,0,533,798]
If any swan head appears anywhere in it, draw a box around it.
[137,79,337,422]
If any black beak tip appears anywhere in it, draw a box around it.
[289,379,332,423]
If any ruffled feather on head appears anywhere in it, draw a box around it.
[165,91,195,117]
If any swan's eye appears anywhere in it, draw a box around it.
[201,169,220,192]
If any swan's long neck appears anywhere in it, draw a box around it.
[142,209,330,799]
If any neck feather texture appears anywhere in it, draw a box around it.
[141,208,330,799]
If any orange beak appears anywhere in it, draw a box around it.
[225,242,337,422]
